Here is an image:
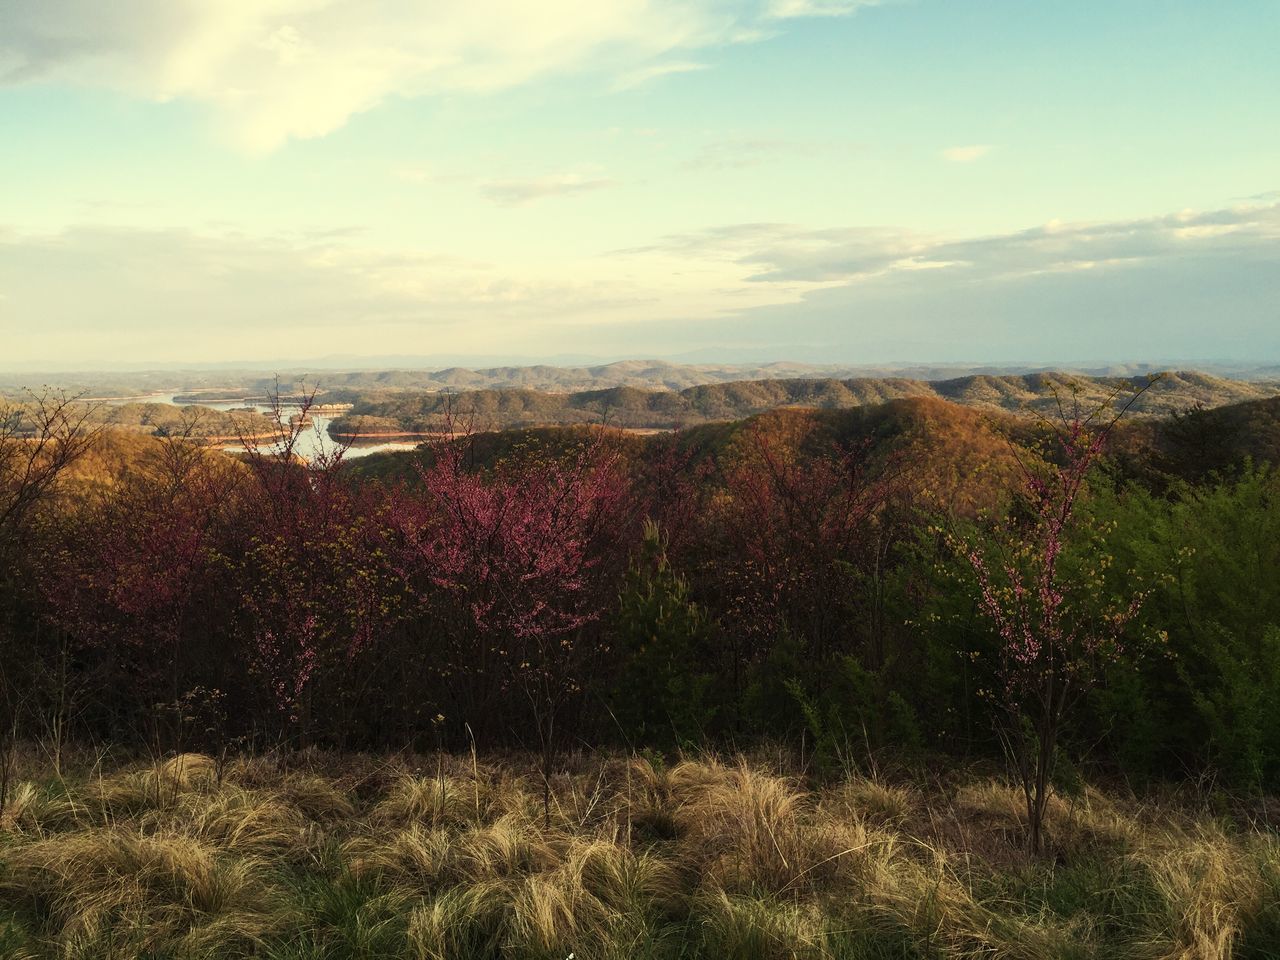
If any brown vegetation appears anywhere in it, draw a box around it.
[1,750,1277,959]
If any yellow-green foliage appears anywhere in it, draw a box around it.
[1,751,1277,959]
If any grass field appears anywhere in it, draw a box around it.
[1,750,1277,959]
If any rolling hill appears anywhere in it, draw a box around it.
[328,371,1280,437]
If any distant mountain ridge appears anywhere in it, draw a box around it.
[8,358,1280,400]
[328,370,1280,436]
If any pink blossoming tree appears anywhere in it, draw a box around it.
[391,420,636,819]
[963,383,1155,854]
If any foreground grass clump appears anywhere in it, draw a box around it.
[1,751,1278,959]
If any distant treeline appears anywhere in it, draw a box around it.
[89,402,278,439]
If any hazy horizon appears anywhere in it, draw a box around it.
[4,352,1277,382]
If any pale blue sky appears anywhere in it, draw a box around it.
[2,0,1277,368]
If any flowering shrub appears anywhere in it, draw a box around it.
[695,413,899,731]
[960,402,1152,852]
[388,428,636,752]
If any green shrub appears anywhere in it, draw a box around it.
[609,521,716,747]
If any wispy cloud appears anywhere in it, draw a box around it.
[615,201,1280,361]
[392,166,435,184]
[478,173,616,206]
[622,201,1280,286]
[394,164,617,204]
[941,144,993,163]
[3,201,1278,366]
[0,2,829,151]
[766,0,881,19]
[683,137,847,171]
[612,60,708,91]
[0,224,679,365]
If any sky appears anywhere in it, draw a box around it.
[1,0,1278,370]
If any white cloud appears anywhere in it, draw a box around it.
[0,1,775,152]
[612,60,709,91]
[766,0,880,19]
[941,144,992,163]
[0,221,804,365]
[684,136,843,170]
[392,166,436,184]
[625,201,1280,286]
[478,173,617,206]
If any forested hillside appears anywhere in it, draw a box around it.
[4,383,1278,786]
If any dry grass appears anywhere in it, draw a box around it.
[1134,824,1266,960]
[1,750,1277,959]
[824,777,917,827]
[0,828,281,958]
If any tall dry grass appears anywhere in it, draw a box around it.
[0,749,1276,958]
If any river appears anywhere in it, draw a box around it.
[103,393,420,463]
